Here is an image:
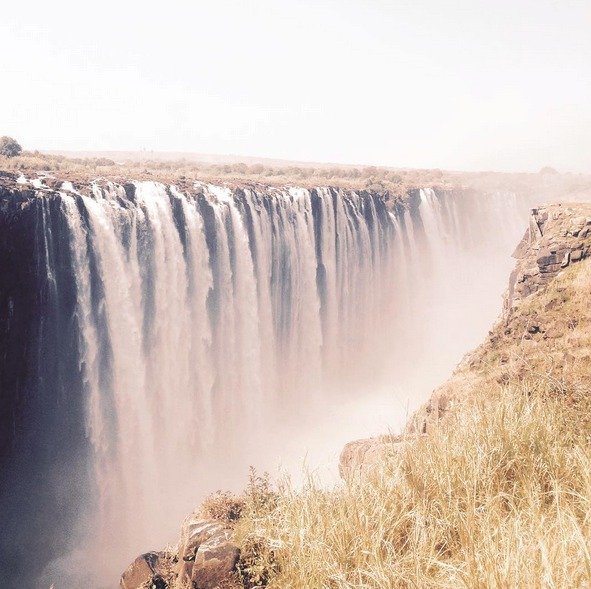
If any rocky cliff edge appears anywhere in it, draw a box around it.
[340,203,591,478]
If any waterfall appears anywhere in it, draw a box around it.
[53,182,397,576]
[1,181,539,586]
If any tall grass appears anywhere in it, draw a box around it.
[234,388,591,588]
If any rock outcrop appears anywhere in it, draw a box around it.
[339,435,421,479]
[340,203,591,475]
[121,552,172,589]
[177,518,240,589]
[407,203,591,435]
[339,204,591,480]
[507,204,591,310]
[120,515,240,589]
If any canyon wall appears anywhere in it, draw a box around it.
[0,174,538,587]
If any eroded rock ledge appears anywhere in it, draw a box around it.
[507,203,591,310]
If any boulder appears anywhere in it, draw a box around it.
[192,538,240,589]
[339,435,413,479]
[120,551,170,589]
[122,516,240,589]
[177,518,239,588]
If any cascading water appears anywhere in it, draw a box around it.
[49,182,399,582]
[0,180,538,587]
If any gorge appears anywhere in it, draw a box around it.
[0,172,575,587]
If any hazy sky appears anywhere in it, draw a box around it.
[2,0,591,172]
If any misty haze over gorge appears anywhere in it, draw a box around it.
[1,1,591,588]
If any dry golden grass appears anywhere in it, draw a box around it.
[231,261,591,589]
[234,386,591,589]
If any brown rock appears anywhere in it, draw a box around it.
[177,518,239,588]
[536,250,557,268]
[44,177,63,190]
[191,539,240,589]
[120,552,169,589]
[339,435,412,479]
[543,327,562,339]
[568,217,586,236]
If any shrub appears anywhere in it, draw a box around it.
[540,166,559,175]
[199,491,245,524]
[93,157,116,166]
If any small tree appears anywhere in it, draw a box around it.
[0,136,22,158]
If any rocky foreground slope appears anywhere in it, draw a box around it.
[122,202,591,588]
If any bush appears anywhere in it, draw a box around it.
[0,136,22,158]
[93,157,116,166]
[199,491,245,524]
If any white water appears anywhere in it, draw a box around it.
[58,183,533,583]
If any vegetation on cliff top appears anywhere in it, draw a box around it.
[0,150,450,196]
[2,151,591,202]
[0,137,22,158]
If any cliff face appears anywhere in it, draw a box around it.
[508,204,591,308]
[0,182,92,587]
[341,203,591,477]
[408,202,591,436]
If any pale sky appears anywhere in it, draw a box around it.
[2,0,591,172]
